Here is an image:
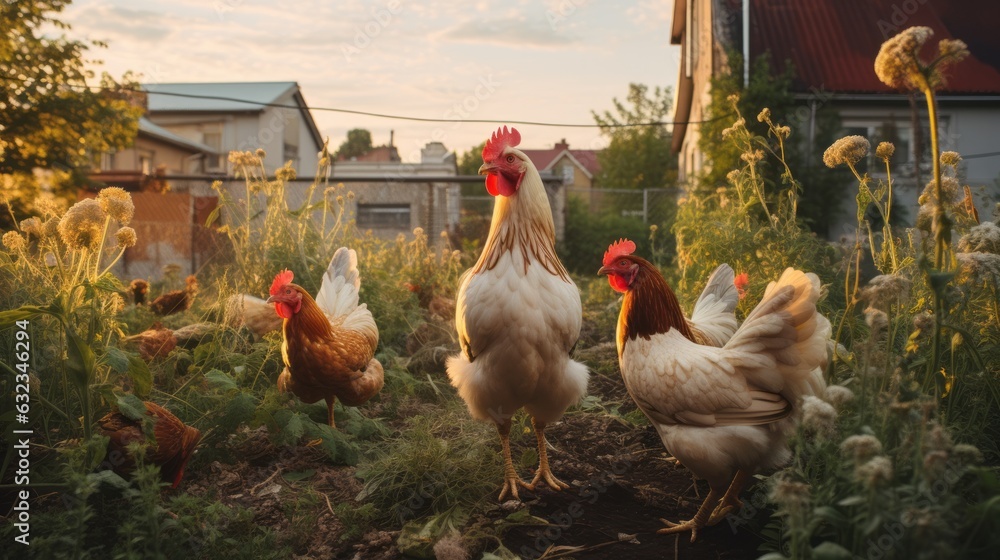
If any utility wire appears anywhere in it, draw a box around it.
[0,75,729,128]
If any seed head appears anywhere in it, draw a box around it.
[115,226,137,248]
[19,217,42,237]
[876,142,895,162]
[97,187,135,224]
[59,198,107,250]
[770,475,810,513]
[841,434,882,463]
[940,151,961,167]
[801,396,837,438]
[275,164,296,183]
[958,221,1000,254]
[823,385,855,410]
[824,136,870,168]
[855,456,894,489]
[875,26,934,90]
[3,230,27,251]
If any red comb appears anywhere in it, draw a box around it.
[482,126,521,163]
[270,269,294,295]
[603,238,636,268]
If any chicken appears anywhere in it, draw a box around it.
[150,275,198,315]
[97,401,201,488]
[598,239,829,541]
[129,279,149,306]
[124,322,218,360]
[685,263,739,347]
[224,293,283,338]
[447,126,589,501]
[265,248,383,428]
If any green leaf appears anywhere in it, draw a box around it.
[309,422,359,465]
[205,369,237,391]
[103,347,130,374]
[756,554,790,560]
[812,541,853,560]
[65,323,96,389]
[281,412,306,443]
[504,509,549,525]
[126,353,153,398]
[282,469,316,482]
[117,394,147,422]
[88,469,131,490]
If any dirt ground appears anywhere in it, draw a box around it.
[174,349,767,560]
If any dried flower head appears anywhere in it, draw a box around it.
[59,198,107,250]
[97,187,135,224]
[432,533,469,560]
[649,224,658,233]
[913,311,935,332]
[940,151,962,167]
[855,456,894,489]
[255,148,266,159]
[726,169,740,184]
[211,180,223,192]
[958,221,1000,254]
[19,217,42,237]
[864,306,889,332]
[824,136,870,168]
[740,149,764,164]
[924,423,954,453]
[770,475,810,512]
[956,252,1000,284]
[774,125,791,139]
[726,93,740,105]
[841,434,883,463]
[875,26,934,90]
[860,274,912,309]
[413,227,425,237]
[42,217,59,238]
[115,226,137,249]
[823,385,855,410]
[335,195,345,206]
[347,190,355,200]
[109,292,126,314]
[756,108,771,123]
[952,443,984,466]
[3,230,27,251]
[801,396,837,438]
[275,164,296,183]
[876,142,895,162]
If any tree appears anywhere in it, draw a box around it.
[456,141,486,176]
[591,83,677,225]
[1,0,143,224]
[698,53,849,235]
[334,128,373,160]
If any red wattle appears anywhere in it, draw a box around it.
[608,274,630,293]
[485,173,499,196]
[276,302,295,319]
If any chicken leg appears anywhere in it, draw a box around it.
[527,418,570,492]
[325,395,337,428]
[708,470,749,525]
[658,487,722,543]
[497,420,531,501]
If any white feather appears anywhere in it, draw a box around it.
[689,263,739,346]
[315,247,378,346]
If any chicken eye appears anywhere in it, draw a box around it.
[285,288,292,294]
[506,155,515,163]
[619,260,628,267]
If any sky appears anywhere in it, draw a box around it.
[62,0,679,162]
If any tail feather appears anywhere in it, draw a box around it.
[314,247,379,347]
[689,263,739,347]
[726,268,829,407]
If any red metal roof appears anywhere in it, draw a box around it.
[749,0,1000,94]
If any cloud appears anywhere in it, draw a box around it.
[69,3,173,44]
[439,16,578,48]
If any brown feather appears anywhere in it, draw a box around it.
[619,257,695,352]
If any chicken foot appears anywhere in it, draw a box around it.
[497,420,531,501]
[658,488,721,543]
[527,418,570,492]
[707,470,749,525]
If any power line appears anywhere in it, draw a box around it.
[0,75,729,128]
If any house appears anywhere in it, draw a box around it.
[91,117,215,190]
[143,81,324,175]
[521,139,602,211]
[671,0,1000,235]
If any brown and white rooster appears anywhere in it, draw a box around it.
[447,126,588,501]
[266,248,383,428]
[599,239,829,541]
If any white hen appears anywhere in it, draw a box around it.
[599,239,829,541]
[447,126,588,501]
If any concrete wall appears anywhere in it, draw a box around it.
[108,136,202,174]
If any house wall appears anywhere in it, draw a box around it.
[677,0,725,186]
[824,100,1000,238]
[107,137,202,174]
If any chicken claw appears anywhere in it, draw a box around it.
[526,419,570,492]
[657,488,721,543]
[497,420,531,501]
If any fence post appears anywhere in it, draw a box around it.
[643,189,649,223]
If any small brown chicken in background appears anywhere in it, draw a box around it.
[266,247,383,428]
[97,401,201,488]
[150,275,198,316]
[129,279,149,306]
[124,322,217,360]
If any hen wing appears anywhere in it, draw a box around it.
[316,247,378,347]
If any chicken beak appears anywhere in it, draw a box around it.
[597,265,612,276]
[265,295,277,304]
[478,163,494,175]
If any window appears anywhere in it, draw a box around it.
[561,165,575,183]
[841,116,946,176]
[99,151,115,171]
[203,131,222,171]
[357,204,411,229]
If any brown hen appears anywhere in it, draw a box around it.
[97,401,201,488]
